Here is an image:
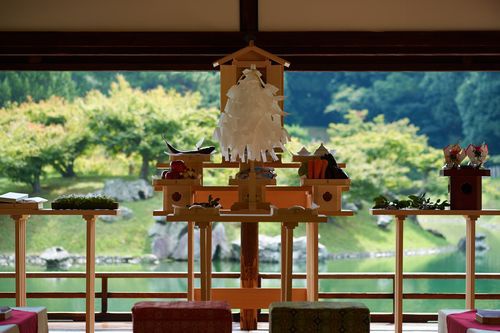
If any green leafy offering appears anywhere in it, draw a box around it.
[373,193,450,210]
[189,194,221,208]
[52,194,118,210]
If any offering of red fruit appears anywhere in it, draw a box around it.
[161,160,189,179]
[162,170,181,179]
[171,160,188,173]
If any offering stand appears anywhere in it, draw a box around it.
[153,42,355,330]
[0,208,117,333]
[153,158,353,300]
[370,209,500,333]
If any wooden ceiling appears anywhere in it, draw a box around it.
[0,0,499,71]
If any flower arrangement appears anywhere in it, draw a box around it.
[465,143,488,168]
[443,143,488,169]
[443,144,466,169]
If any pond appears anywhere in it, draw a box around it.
[1,248,499,314]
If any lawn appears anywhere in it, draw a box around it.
[0,176,161,256]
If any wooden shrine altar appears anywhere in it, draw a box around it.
[152,43,353,330]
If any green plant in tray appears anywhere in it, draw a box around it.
[52,194,118,210]
[373,193,450,210]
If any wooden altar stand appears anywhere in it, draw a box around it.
[154,209,354,304]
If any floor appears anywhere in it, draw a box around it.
[47,321,439,332]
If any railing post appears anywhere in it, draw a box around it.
[12,214,30,307]
[465,215,479,310]
[101,276,108,315]
[392,275,396,323]
[394,215,406,333]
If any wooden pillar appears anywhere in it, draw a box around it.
[306,222,319,301]
[282,222,297,301]
[187,221,195,301]
[394,216,405,333]
[12,214,29,307]
[83,215,96,333]
[197,221,212,301]
[465,215,478,309]
[240,222,259,330]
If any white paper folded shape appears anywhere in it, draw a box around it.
[213,66,289,162]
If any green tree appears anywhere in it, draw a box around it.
[456,72,500,154]
[0,112,65,193]
[15,96,91,178]
[418,73,465,145]
[325,72,472,147]
[327,110,442,203]
[285,72,337,125]
[0,72,77,107]
[86,76,219,179]
[71,72,220,108]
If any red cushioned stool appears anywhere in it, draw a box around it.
[132,301,232,333]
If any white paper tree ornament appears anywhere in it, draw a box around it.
[213,65,289,162]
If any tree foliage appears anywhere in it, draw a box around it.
[290,71,499,151]
[86,76,219,179]
[72,71,220,108]
[327,110,443,203]
[0,72,77,107]
[13,96,91,178]
[0,110,66,192]
[456,72,500,154]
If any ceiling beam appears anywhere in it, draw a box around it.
[0,31,500,70]
[240,0,258,35]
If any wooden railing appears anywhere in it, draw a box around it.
[0,271,499,322]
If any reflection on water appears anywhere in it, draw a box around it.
[0,249,499,313]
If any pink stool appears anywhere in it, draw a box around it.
[132,301,232,333]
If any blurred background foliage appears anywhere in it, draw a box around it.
[0,71,498,256]
[0,71,498,202]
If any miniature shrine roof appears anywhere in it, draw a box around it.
[213,41,290,68]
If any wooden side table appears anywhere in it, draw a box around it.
[1,209,117,333]
[371,209,500,333]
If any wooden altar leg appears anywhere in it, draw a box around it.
[280,223,286,301]
[465,215,478,310]
[394,216,406,333]
[306,222,319,301]
[240,222,259,330]
[12,215,29,307]
[83,215,96,333]
[197,221,212,301]
[187,221,195,301]
[207,222,212,295]
[282,222,298,301]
